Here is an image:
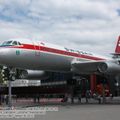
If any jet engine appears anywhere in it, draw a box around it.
[71,60,120,75]
[19,70,46,79]
[97,61,120,74]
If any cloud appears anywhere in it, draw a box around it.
[0,0,120,55]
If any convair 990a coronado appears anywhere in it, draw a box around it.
[0,37,120,75]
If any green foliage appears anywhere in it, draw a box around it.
[0,65,4,84]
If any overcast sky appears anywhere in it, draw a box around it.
[0,0,120,55]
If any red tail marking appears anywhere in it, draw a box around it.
[115,36,120,53]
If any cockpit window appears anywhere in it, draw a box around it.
[0,40,22,46]
[2,41,12,46]
[12,41,18,45]
[18,42,21,45]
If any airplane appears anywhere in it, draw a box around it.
[0,36,120,78]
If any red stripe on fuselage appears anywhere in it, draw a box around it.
[40,46,104,61]
[6,44,105,61]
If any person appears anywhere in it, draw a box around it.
[78,94,81,103]
[85,90,91,103]
[5,95,8,105]
[0,95,1,105]
[36,94,40,103]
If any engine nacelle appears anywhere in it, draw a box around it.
[97,62,120,74]
[19,70,46,79]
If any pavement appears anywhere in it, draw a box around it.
[0,97,120,120]
[34,104,120,120]
[0,104,119,120]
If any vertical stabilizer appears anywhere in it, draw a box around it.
[115,36,120,53]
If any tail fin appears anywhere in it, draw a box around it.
[115,36,120,53]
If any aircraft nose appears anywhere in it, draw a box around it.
[0,48,10,64]
[0,48,9,55]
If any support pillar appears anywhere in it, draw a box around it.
[90,74,97,95]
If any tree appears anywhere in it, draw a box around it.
[0,65,4,84]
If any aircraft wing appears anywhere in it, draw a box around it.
[71,60,107,74]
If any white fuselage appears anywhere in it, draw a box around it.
[0,38,111,73]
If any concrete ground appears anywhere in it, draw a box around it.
[35,104,120,120]
[1,98,120,120]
